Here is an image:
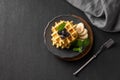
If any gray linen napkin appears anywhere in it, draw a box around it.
[67,0,120,32]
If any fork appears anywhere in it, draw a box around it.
[73,38,115,76]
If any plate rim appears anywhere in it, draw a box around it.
[44,14,94,61]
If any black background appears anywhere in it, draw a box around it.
[0,0,120,80]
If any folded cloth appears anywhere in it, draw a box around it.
[67,0,120,32]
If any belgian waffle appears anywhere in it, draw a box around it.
[51,20,78,49]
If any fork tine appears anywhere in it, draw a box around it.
[104,38,114,48]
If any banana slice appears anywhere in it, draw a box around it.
[79,28,88,36]
[75,23,84,34]
[79,33,88,40]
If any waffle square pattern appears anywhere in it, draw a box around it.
[51,20,78,49]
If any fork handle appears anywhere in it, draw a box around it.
[73,55,96,75]
[73,48,103,76]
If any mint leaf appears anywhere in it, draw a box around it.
[73,47,82,53]
[57,22,66,31]
[83,38,90,47]
[71,38,90,52]
[76,39,83,47]
[71,39,83,47]
[71,40,77,47]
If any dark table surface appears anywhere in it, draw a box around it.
[0,0,120,80]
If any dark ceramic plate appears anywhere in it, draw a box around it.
[44,15,93,61]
